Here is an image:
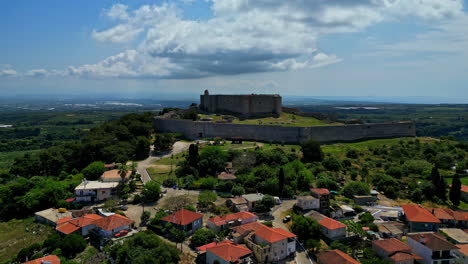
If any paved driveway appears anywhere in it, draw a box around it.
[137,141,191,184]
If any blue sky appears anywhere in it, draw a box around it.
[1,0,467,103]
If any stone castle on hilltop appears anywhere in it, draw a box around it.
[200,90,282,117]
[154,91,416,144]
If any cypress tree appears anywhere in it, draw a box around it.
[449,175,462,206]
[278,167,285,197]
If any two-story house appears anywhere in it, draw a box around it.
[406,233,459,264]
[296,196,320,211]
[231,222,296,263]
[161,209,204,235]
[74,180,118,202]
[207,212,258,232]
[310,188,330,213]
[372,238,422,264]
[402,205,441,232]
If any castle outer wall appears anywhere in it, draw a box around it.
[200,94,282,116]
[154,118,416,144]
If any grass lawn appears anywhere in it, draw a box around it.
[233,113,340,127]
[445,176,468,186]
[148,153,184,184]
[0,218,52,262]
[322,137,437,154]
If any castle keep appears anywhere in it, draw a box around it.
[200,90,282,117]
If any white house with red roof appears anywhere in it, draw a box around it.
[207,212,258,231]
[318,217,347,240]
[316,249,360,264]
[55,214,103,236]
[372,238,422,264]
[205,240,252,264]
[161,209,204,235]
[406,232,459,264]
[402,205,441,232]
[92,214,135,237]
[231,222,296,263]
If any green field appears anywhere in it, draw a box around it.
[233,113,339,127]
[0,218,52,262]
[199,112,340,127]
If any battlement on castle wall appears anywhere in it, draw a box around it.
[154,117,416,144]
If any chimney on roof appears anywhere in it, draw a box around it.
[420,234,426,244]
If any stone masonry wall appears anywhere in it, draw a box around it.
[154,118,416,144]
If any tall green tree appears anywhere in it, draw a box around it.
[141,181,161,202]
[81,161,105,180]
[301,140,323,163]
[449,174,462,206]
[278,167,285,197]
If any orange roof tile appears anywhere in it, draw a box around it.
[101,169,131,180]
[196,240,234,252]
[161,209,203,226]
[402,205,441,223]
[407,233,458,251]
[373,238,412,254]
[457,244,468,256]
[231,222,296,244]
[56,216,72,225]
[317,249,360,264]
[390,252,422,262]
[461,185,468,193]
[217,172,237,180]
[208,212,257,226]
[207,242,252,262]
[23,255,60,264]
[92,214,134,231]
[55,214,103,234]
[428,208,455,220]
[310,188,330,195]
[319,217,346,230]
[444,209,468,221]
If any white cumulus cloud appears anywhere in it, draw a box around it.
[10,0,464,80]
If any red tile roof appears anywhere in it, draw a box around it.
[444,209,468,221]
[208,212,257,226]
[319,217,346,230]
[23,255,60,264]
[56,214,103,234]
[317,249,360,264]
[101,169,131,180]
[207,241,252,262]
[390,252,422,262]
[231,222,296,243]
[92,214,134,231]
[428,208,455,220]
[310,188,330,195]
[56,216,72,225]
[217,172,237,180]
[161,209,203,226]
[407,233,458,251]
[196,240,234,252]
[461,185,468,193]
[457,244,468,256]
[373,238,412,255]
[402,205,441,223]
